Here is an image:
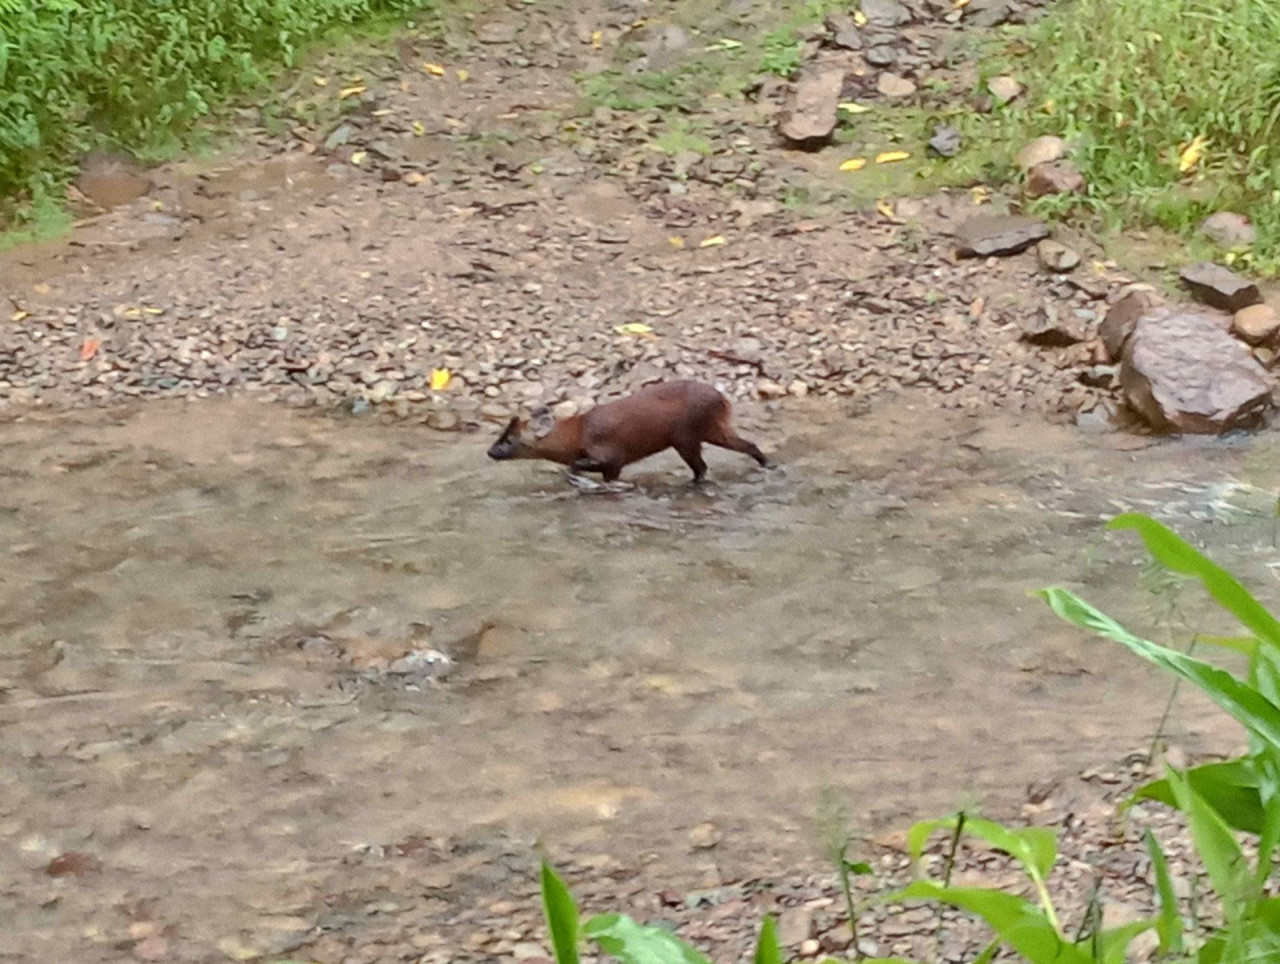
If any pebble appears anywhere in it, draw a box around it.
[1015,135,1067,171]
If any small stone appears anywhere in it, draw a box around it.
[757,378,787,399]
[779,69,844,146]
[426,409,460,432]
[1015,135,1066,171]
[864,45,898,67]
[799,938,822,957]
[778,907,816,947]
[638,23,691,61]
[1180,261,1263,312]
[955,215,1049,257]
[1036,239,1080,273]
[688,822,722,849]
[987,75,1023,104]
[861,0,911,26]
[1020,304,1083,347]
[1024,160,1084,199]
[876,73,917,99]
[966,0,1015,27]
[788,379,810,397]
[927,124,962,158]
[1200,211,1256,248]
[1233,304,1280,346]
[479,402,513,422]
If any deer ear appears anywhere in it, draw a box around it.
[530,406,556,439]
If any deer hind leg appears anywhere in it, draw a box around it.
[674,439,708,483]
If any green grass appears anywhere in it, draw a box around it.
[990,0,1280,274]
[0,0,445,227]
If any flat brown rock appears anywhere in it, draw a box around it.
[778,70,843,147]
[955,215,1049,257]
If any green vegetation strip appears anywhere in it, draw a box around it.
[0,0,431,217]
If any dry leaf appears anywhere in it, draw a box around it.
[456,68,469,82]
[338,84,367,99]
[839,157,867,172]
[875,199,899,221]
[312,76,328,87]
[591,30,603,48]
[350,151,368,166]
[668,236,686,249]
[80,338,100,361]
[422,63,445,76]
[10,309,28,322]
[143,306,163,315]
[1178,134,1207,174]
[971,185,991,204]
[614,323,654,335]
[403,172,427,186]
[875,150,911,164]
[698,235,726,248]
[853,10,868,25]
[430,368,451,391]
[372,108,393,118]
[837,102,871,114]
[411,121,426,136]
[954,0,971,7]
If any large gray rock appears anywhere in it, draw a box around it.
[1121,306,1273,433]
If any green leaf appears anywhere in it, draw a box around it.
[1144,829,1184,956]
[1039,588,1280,754]
[1108,514,1280,647]
[1165,768,1251,924]
[753,916,783,964]
[892,882,1090,964]
[843,860,874,875]
[1130,760,1264,835]
[908,815,1056,881]
[583,913,712,964]
[1095,919,1157,964]
[540,860,581,964]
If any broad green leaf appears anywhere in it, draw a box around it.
[1130,760,1264,835]
[1145,829,1184,955]
[753,916,782,964]
[892,882,1090,964]
[844,860,874,875]
[1108,514,1280,647]
[1166,769,1250,924]
[1039,588,1280,754]
[541,860,580,964]
[583,913,712,964]
[908,815,1056,880]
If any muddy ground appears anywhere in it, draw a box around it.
[2,0,1279,962]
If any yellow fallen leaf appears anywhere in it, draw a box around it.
[668,236,686,249]
[350,151,368,166]
[853,10,868,25]
[10,310,29,322]
[591,30,603,49]
[699,235,726,248]
[954,0,971,7]
[151,200,164,211]
[876,199,898,220]
[1178,134,1207,174]
[142,306,163,315]
[875,150,911,164]
[404,171,427,186]
[839,157,867,172]
[313,76,328,87]
[456,68,469,82]
[1041,99,1055,115]
[430,368,452,391]
[837,102,871,114]
[411,121,426,136]
[423,62,445,76]
[971,185,991,204]
[614,323,654,335]
[372,109,393,118]
[338,84,367,99]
